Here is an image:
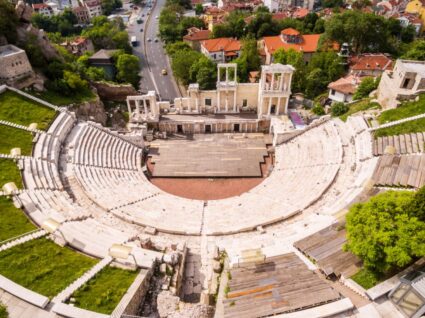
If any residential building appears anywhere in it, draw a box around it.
[0,45,34,87]
[84,0,102,19]
[32,3,54,17]
[203,7,226,31]
[328,75,362,103]
[61,37,94,56]
[397,13,423,34]
[377,59,425,109]
[406,0,425,25]
[73,5,90,24]
[201,37,242,62]
[88,49,118,80]
[217,0,262,11]
[183,27,211,51]
[262,28,321,64]
[279,0,315,10]
[349,53,393,77]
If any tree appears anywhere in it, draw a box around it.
[115,53,140,87]
[345,191,425,273]
[402,40,425,60]
[212,11,247,39]
[195,3,203,15]
[353,77,380,100]
[234,38,261,82]
[63,70,89,91]
[273,48,305,93]
[190,56,216,89]
[166,41,191,57]
[406,186,425,222]
[331,102,348,116]
[101,0,122,15]
[322,0,343,8]
[0,0,18,44]
[171,49,202,84]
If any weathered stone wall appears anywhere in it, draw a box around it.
[0,45,33,80]
[68,96,108,126]
[93,82,139,101]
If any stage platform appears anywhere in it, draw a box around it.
[148,133,270,177]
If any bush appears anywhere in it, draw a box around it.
[312,104,325,115]
[353,77,380,100]
[331,102,348,116]
[0,303,7,318]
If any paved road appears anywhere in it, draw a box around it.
[127,0,180,102]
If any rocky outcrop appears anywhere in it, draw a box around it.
[68,96,108,126]
[15,1,33,23]
[93,81,139,101]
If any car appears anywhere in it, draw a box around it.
[147,38,151,42]
[154,38,159,42]
[161,69,167,75]
[141,13,145,16]
[155,15,158,19]
[140,28,143,32]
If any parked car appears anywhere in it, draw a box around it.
[161,69,167,75]
[147,38,151,42]
[154,38,159,42]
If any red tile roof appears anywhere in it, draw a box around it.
[272,12,289,20]
[263,33,321,55]
[32,3,50,9]
[328,75,361,95]
[349,54,393,72]
[183,29,211,42]
[293,7,309,18]
[201,37,241,53]
[281,28,300,36]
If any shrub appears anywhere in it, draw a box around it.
[312,104,325,115]
[331,102,348,116]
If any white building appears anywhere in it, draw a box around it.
[32,3,54,17]
[327,75,362,104]
[377,59,425,109]
[84,0,102,18]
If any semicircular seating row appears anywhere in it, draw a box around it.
[18,112,376,242]
[59,116,374,236]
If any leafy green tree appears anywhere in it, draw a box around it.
[190,56,216,89]
[330,102,348,116]
[101,0,122,15]
[85,67,106,81]
[322,0,343,7]
[312,104,325,115]
[31,9,79,36]
[166,0,191,9]
[115,53,140,87]
[159,7,181,43]
[0,0,18,44]
[171,49,202,84]
[345,191,425,273]
[353,77,380,100]
[195,3,203,15]
[64,70,89,91]
[234,38,260,82]
[273,48,305,93]
[166,41,191,57]
[212,11,247,39]
[402,40,425,60]
[406,186,425,222]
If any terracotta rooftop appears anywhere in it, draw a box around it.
[32,3,50,9]
[263,33,321,55]
[272,12,289,20]
[183,28,211,41]
[281,28,300,36]
[201,37,241,53]
[293,7,309,18]
[350,54,393,72]
[328,75,361,95]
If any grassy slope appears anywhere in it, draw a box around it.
[71,266,139,314]
[0,91,56,130]
[0,238,97,298]
[374,94,425,137]
[0,196,36,242]
[30,89,96,106]
[0,125,33,155]
[0,159,23,188]
[339,100,381,122]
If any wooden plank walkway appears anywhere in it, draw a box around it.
[223,253,341,318]
[294,224,361,278]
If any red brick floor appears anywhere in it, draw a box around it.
[147,156,273,200]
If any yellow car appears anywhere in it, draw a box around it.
[161,69,167,75]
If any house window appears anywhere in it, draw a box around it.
[213,54,216,59]
[331,89,336,95]
[205,98,212,106]
[242,99,247,107]
[402,78,411,89]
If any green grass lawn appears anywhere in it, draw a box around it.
[0,91,56,130]
[351,268,384,290]
[339,99,381,122]
[0,125,33,155]
[29,89,96,106]
[0,159,23,188]
[374,94,425,137]
[0,238,97,298]
[71,266,139,314]
[0,196,36,242]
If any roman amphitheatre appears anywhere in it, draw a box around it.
[0,76,424,318]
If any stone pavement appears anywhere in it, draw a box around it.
[0,289,57,318]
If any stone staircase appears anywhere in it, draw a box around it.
[52,256,113,303]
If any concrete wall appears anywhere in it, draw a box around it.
[328,90,352,103]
